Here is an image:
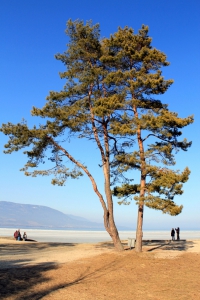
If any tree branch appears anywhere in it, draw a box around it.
[47,135,110,233]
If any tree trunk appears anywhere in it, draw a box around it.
[109,228,124,251]
[135,202,144,252]
[133,103,146,252]
[103,160,124,251]
[49,136,124,251]
[107,213,124,251]
[135,174,145,252]
[102,121,124,252]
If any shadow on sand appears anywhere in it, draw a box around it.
[0,242,78,270]
[95,241,128,249]
[0,239,197,299]
[0,261,58,299]
[95,240,196,252]
[0,242,77,257]
[143,240,195,252]
[0,256,119,300]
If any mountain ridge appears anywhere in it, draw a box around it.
[0,201,104,229]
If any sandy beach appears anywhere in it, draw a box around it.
[0,237,200,299]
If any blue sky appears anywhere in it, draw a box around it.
[0,0,199,230]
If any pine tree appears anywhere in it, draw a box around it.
[0,20,126,251]
[0,21,193,252]
[101,25,193,252]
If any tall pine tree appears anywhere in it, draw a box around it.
[101,25,193,252]
[0,21,193,252]
[0,20,126,251]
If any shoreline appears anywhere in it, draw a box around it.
[1,228,200,243]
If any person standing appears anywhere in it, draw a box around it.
[23,232,27,241]
[17,229,22,241]
[171,228,175,241]
[175,227,180,240]
[14,230,18,240]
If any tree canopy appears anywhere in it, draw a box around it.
[0,20,193,252]
[100,25,193,251]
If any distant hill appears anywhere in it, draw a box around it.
[0,201,104,229]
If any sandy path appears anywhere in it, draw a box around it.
[0,238,200,269]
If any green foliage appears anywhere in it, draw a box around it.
[0,20,193,219]
[114,167,190,214]
[104,25,193,216]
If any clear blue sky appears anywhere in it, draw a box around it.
[0,0,199,230]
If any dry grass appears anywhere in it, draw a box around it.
[0,243,200,300]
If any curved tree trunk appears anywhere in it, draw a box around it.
[88,98,124,251]
[48,136,124,251]
[102,120,124,251]
[103,163,124,251]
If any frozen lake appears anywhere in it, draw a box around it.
[1,228,200,243]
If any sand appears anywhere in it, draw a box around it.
[0,237,200,299]
[1,238,200,268]
[0,237,114,269]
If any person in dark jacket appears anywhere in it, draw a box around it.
[175,227,180,240]
[17,229,22,241]
[171,228,175,241]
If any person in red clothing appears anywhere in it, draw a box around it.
[14,230,18,240]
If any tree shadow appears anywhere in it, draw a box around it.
[0,242,78,270]
[142,240,195,252]
[0,261,58,299]
[0,242,76,257]
[0,257,120,300]
[95,240,127,249]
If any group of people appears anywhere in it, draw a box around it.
[171,227,180,240]
[14,229,27,241]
